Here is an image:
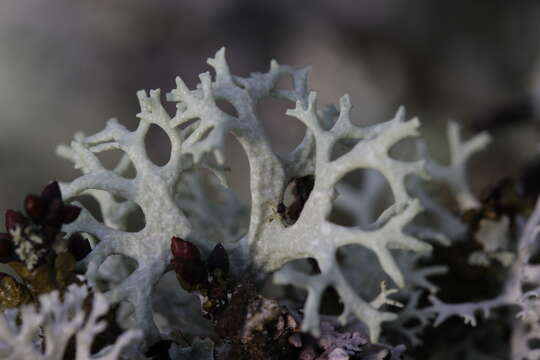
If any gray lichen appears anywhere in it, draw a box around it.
[3,47,540,359]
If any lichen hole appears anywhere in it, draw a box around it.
[215,98,239,118]
[257,74,307,155]
[329,138,361,162]
[279,175,315,226]
[144,123,172,166]
[329,169,394,230]
[95,254,138,293]
[223,132,252,212]
[388,136,418,162]
[337,245,390,300]
[92,146,137,179]
[71,192,145,233]
[269,258,313,303]
[319,286,344,316]
[112,194,146,233]
[70,193,104,223]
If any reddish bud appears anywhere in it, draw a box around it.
[207,243,229,277]
[170,237,208,291]
[24,194,43,219]
[170,237,200,261]
[41,181,62,203]
[62,205,81,224]
[173,257,208,291]
[45,199,64,226]
[5,210,23,231]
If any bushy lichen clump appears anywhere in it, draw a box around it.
[1,48,540,359]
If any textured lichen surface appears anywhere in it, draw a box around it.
[54,47,433,348]
[3,48,540,359]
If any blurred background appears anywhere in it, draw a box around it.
[2,0,540,211]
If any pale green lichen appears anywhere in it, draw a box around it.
[56,48,433,347]
[8,46,540,359]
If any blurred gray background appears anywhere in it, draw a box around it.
[2,0,540,212]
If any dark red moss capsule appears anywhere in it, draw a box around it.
[45,198,64,227]
[20,181,80,229]
[171,237,201,261]
[41,181,62,203]
[24,195,44,219]
[173,257,208,292]
[5,210,23,232]
[170,237,207,291]
[207,243,229,277]
[0,182,82,271]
